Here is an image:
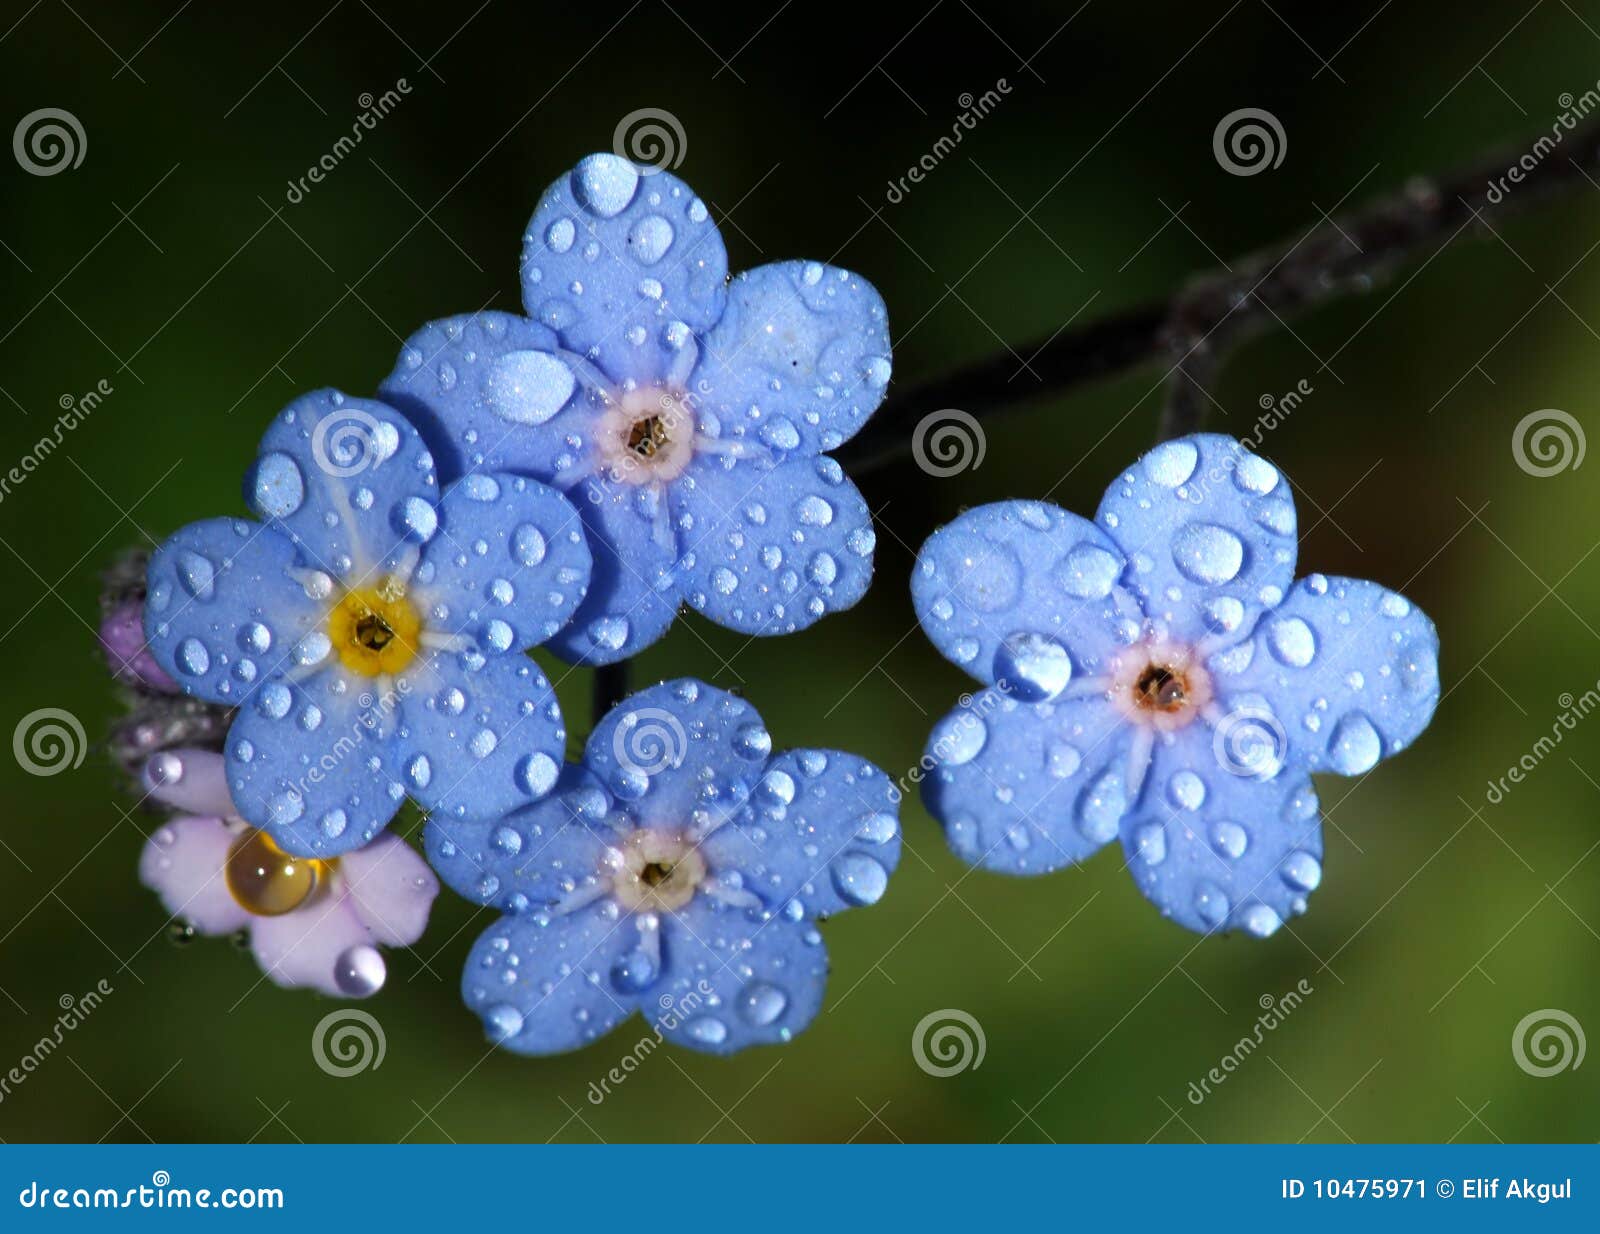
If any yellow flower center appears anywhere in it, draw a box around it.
[328,580,420,677]
[224,828,333,917]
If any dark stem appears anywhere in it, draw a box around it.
[839,112,1600,464]
[592,660,631,723]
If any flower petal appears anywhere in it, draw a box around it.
[340,833,438,947]
[691,260,891,456]
[138,815,251,935]
[414,472,591,652]
[460,902,639,1055]
[141,747,234,817]
[545,474,682,665]
[249,892,374,996]
[395,649,566,821]
[242,391,439,583]
[912,500,1136,692]
[424,765,615,911]
[1209,574,1441,776]
[143,517,322,706]
[700,749,901,920]
[923,689,1131,876]
[520,154,728,385]
[674,453,874,636]
[583,679,769,827]
[1118,764,1324,938]
[655,903,828,1055]
[378,311,589,481]
[225,667,407,858]
[1095,433,1297,643]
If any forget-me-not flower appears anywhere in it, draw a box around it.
[911,433,1440,937]
[143,391,592,858]
[427,678,902,1055]
[379,153,891,665]
[138,747,438,997]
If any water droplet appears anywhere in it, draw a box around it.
[855,812,898,844]
[1281,850,1322,891]
[486,351,575,426]
[1238,903,1283,938]
[1193,881,1229,928]
[571,153,639,218]
[1172,523,1244,584]
[1210,821,1248,860]
[737,981,788,1027]
[334,944,386,996]
[628,214,674,264]
[250,451,305,519]
[831,852,888,905]
[995,632,1072,702]
[1143,440,1198,487]
[1076,769,1125,843]
[1167,770,1206,811]
[484,1003,524,1042]
[1268,616,1316,668]
[176,551,216,601]
[1327,712,1381,775]
[1055,543,1121,599]
[928,711,987,766]
[175,637,210,676]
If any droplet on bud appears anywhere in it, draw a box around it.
[224,829,325,916]
[333,943,386,997]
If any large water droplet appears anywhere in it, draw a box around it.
[831,852,888,905]
[1268,616,1316,668]
[571,153,639,218]
[486,351,576,426]
[995,632,1072,702]
[1327,712,1381,775]
[737,981,788,1027]
[1172,523,1244,584]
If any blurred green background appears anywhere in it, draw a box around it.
[2,1,1598,1143]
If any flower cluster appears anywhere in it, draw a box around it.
[99,153,1443,1060]
[106,155,901,1043]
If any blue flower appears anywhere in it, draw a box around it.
[429,678,902,1055]
[911,433,1440,938]
[142,391,592,857]
[379,153,891,665]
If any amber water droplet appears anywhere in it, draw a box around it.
[225,829,323,916]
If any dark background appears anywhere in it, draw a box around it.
[1,0,1598,1143]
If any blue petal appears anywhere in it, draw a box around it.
[700,749,901,920]
[224,667,407,858]
[243,391,439,583]
[692,261,891,455]
[654,902,828,1055]
[912,500,1138,692]
[143,516,321,707]
[545,474,681,664]
[425,765,615,911]
[395,650,566,821]
[923,688,1131,875]
[461,903,639,1056]
[675,453,874,636]
[1209,574,1440,776]
[379,311,591,481]
[1096,433,1297,642]
[583,679,768,826]
[1119,759,1324,938]
[520,154,728,385]
[415,472,592,651]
